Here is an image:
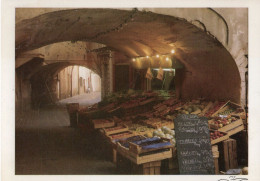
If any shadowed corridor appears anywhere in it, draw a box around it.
[15,107,116,175]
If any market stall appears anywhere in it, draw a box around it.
[69,90,247,175]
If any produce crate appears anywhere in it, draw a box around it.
[209,115,244,136]
[110,135,146,164]
[100,102,116,111]
[205,101,229,117]
[92,119,115,129]
[212,145,219,174]
[131,161,162,175]
[222,139,238,171]
[117,138,173,165]
[212,101,242,117]
[121,102,139,109]
[128,137,173,154]
[220,119,243,136]
[210,130,229,145]
[103,124,128,135]
[107,131,135,143]
[139,97,156,106]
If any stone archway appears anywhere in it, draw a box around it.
[15,8,244,105]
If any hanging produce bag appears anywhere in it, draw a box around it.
[145,67,153,80]
[157,67,164,80]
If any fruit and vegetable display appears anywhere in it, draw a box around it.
[118,135,146,148]
[210,130,225,140]
[216,108,236,116]
[128,124,150,133]
[92,119,112,124]
[128,136,173,155]
[210,130,228,142]
[109,131,133,140]
[216,101,244,116]
[204,101,227,117]
[103,125,128,135]
[210,116,239,129]
[142,119,174,129]
[152,126,176,146]
[177,104,205,115]
[104,125,126,132]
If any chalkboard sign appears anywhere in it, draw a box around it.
[174,114,215,174]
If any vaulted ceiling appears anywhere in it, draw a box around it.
[15,8,242,103]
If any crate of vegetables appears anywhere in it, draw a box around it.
[92,119,115,129]
[117,137,173,165]
[103,124,128,135]
[214,101,244,117]
[204,101,229,117]
[128,137,173,154]
[210,130,229,145]
[107,131,135,142]
[209,115,244,136]
[139,97,156,106]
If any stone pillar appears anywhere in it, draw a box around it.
[99,51,116,99]
[100,53,110,99]
[109,51,114,93]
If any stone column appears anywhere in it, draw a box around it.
[109,51,114,93]
[100,51,115,100]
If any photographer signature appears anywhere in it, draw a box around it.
[218,176,248,181]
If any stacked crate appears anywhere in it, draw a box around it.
[212,145,219,174]
[219,139,238,171]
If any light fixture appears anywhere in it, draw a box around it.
[153,68,175,72]
[146,56,149,58]
[132,58,136,62]
[166,57,169,61]
[171,50,175,54]
[156,55,159,58]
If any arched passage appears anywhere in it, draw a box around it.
[16,8,242,107]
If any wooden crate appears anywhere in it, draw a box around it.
[212,145,219,174]
[132,161,161,175]
[92,119,115,129]
[209,117,244,136]
[107,131,135,143]
[218,118,244,136]
[100,102,116,111]
[211,130,229,145]
[214,157,219,174]
[213,101,243,117]
[200,101,214,115]
[117,142,172,165]
[139,97,156,106]
[223,139,238,171]
[103,124,128,135]
[128,138,173,154]
[209,101,229,117]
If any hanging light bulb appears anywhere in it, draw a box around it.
[166,57,169,61]
[156,55,159,58]
[132,58,136,62]
[171,49,175,54]
[146,56,149,58]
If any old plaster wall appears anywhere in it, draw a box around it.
[57,65,102,100]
